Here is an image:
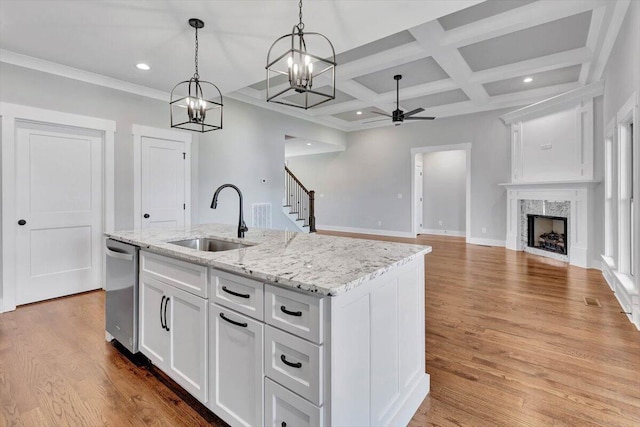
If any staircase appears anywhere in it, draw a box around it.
[283,166,316,233]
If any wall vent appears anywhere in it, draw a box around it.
[252,203,272,229]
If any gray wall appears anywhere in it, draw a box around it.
[196,97,346,230]
[422,150,466,233]
[288,108,511,241]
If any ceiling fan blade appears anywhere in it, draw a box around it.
[404,116,436,120]
[370,111,392,117]
[363,118,390,124]
[403,107,425,117]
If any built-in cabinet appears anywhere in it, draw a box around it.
[139,252,208,403]
[137,250,429,426]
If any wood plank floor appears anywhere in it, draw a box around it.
[1,233,639,426]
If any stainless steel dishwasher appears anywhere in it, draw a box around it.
[105,239,139,353]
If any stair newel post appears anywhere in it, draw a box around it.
[309,190,316,232]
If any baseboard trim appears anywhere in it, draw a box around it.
[420,228,466,237]
[317,224,414,238]
[467,237,506,247]
[600,255,639,331]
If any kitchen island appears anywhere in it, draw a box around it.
[106,224,432,427]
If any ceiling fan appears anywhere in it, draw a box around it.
[365,75,435,126]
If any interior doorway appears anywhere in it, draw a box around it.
[411,143,471,241]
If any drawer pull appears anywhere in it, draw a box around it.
[222,285,250,299]
[219,312,248,328]
[281,423,286,427]
[280,354,302,368]
[280,305,302,317]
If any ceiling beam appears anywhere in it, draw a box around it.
[469,47,593,84]
[441,0,607,48]
[591,0,632,81]
[410,21,489,104]
[579,5,607,84]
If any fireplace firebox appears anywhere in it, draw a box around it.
[527,214,568,255]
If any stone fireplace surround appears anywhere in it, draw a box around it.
[521,201,570,262]
[501,181,598,268]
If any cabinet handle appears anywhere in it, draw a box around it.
[280,305,302,317]
[280,354,302,369]
[281,423,286,427]
[163,297,170,332]
[160,296,166,329]
[219,312,247,328]
[222,285,250,299]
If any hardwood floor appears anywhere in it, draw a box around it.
[1,233,638,426]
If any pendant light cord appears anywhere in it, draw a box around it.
[194,25,200,79]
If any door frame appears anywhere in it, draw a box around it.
[0,102,116,313]
[132,124,192,230]
[410,143,472,242]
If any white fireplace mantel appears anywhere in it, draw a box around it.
[503,180,600,268]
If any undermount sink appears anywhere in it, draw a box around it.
[168,237,252,252]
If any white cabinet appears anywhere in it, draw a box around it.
[209,304,264,427]
[139,251,208,403]
[265,378,322,427]
[139,275,169,366]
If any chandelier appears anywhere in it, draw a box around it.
[266,0,336,109]
[170,18,223,132]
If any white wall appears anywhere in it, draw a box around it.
[422,150,466,233]
[288,109,510,241]
[520,107,581,182]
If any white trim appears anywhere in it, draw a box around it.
[410,143,472,243]
[132,124,192,230]
[317,225,414,239]
[601,255,640,330]
[0,102,115,313]
[419,229,466,237]
[591,0,632,81]
[499,81,605,124]
[0,49,169,102]
[467,238,506,247]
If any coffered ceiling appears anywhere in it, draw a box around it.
[234,0,631,131]
[0,0,631,133]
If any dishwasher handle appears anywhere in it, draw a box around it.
[106,247,134,262]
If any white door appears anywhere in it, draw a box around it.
[139,276,170,366]
[141,136,186,228]
[15,126,102,305]
[415,160,424,233]
[209,303,264,427]
[167,285,208,403]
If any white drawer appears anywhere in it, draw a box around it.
[211,269,264,321]
[265,284,324,344]
[265,326,323,406]
[140,251,208,298]
[264,378,322,427]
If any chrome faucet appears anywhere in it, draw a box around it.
[211,184,248,238]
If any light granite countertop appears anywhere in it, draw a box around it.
[106,224,431,296]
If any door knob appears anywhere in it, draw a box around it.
[143,213,150,218]
[18,219,26,226]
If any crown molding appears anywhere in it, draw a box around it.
[499,80,604,124]
[0,49,170,102]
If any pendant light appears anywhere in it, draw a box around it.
[170,18,223,132]
[266,0,336,109]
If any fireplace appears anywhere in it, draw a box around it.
[527,214,568,255]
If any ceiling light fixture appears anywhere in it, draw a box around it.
[523,77,533,83]
[306,143,312,146]
[356,111,362,115]
[266,0,336,109]
[169,18,223,132]
[136,63,150,71]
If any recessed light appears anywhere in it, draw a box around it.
[136,63,150,71]
[523,77,533,83]
[306,143,312,146]
[356,111,362,115]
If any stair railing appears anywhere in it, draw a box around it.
[284,166,316,232]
